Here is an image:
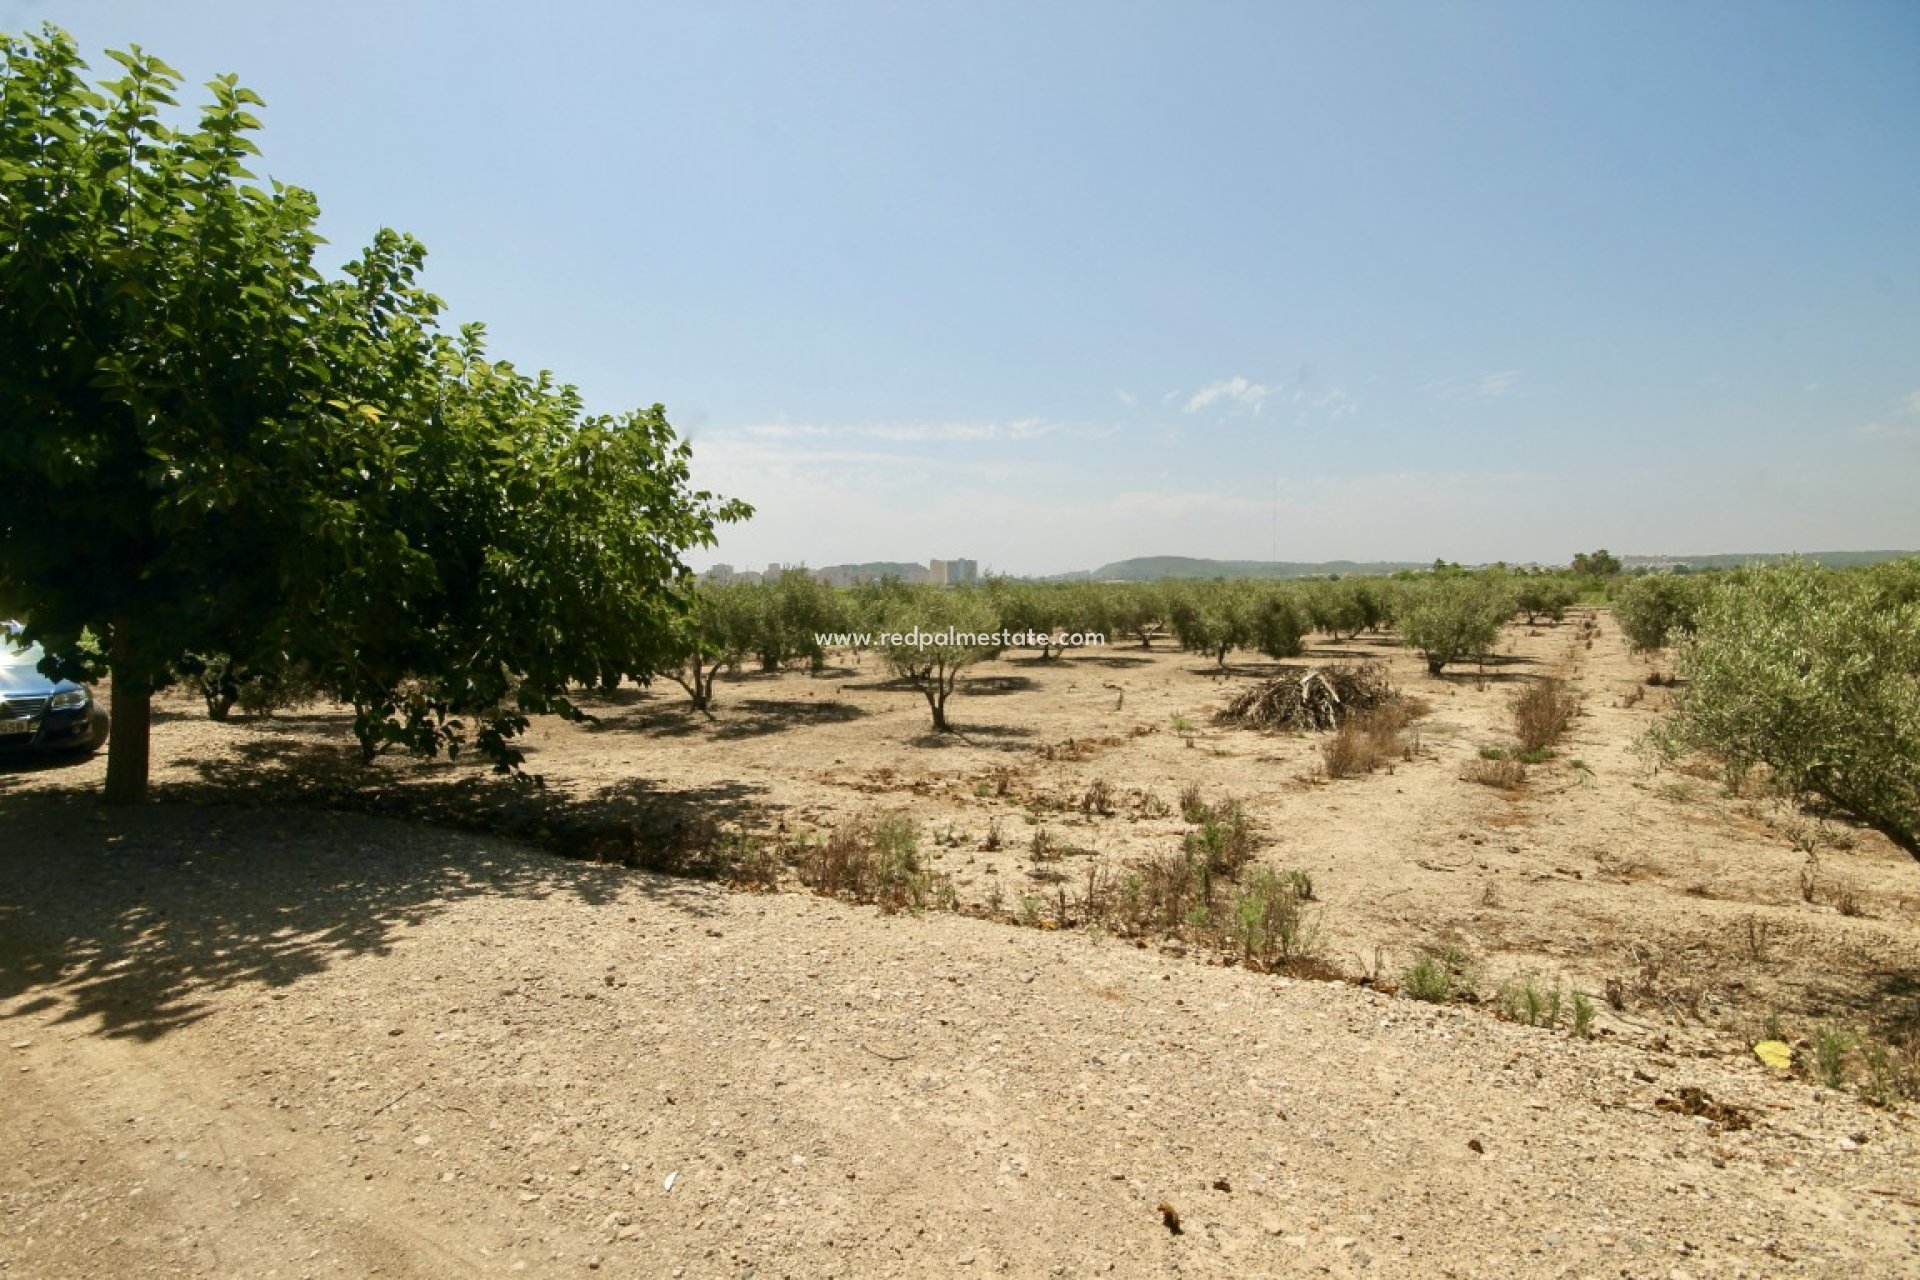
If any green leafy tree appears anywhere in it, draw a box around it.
[1247,585,1307,659]
[1397,574,1513,676]
[874,589,1001,732]
[748,570,841,673]
[1166,582,1251,666]
[1659,561,1920,861]
[1514,575,1577,625]
[661,583,757,714]
[1612,573,1708,653]
[1104,583,1165,649]
[0,30,745,798]
[1572,549,1622,578]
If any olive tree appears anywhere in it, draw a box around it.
[661,583,758,714]
[1612,573,1709,653]
[1396,574,1514,676]
[1247,585,1307,659]
[874,589,1002,732]
[1660,561,1919,861]
[1514,575,1578,625]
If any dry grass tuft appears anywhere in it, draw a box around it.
[1512,677,1579,752]
[1463,755,1527,790]
[795,812,953,913]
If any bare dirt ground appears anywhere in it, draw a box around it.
[3,612,1917,1278]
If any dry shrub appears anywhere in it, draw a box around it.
[1463,755,1527,790]
[1081,778,1115,816]
[1512,677,1579,752]
[795,812,951,912]
[1322,706,1415,779]
[1321,719,1379,779]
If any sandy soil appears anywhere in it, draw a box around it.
[2,612,1917,1277]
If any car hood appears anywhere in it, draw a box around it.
[0,667,83,697]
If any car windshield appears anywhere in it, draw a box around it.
[2,635,47,674]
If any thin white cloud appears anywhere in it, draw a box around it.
[1478,370,1522,399]
[1851,392,1920,440]
[730,419,1055,445]
[1114,389,1137,408]
[1417,370,1524,403]
[1857,421,1919,441]
[1183,375,1273,414]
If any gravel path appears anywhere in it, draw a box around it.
[2,797,1915,1278]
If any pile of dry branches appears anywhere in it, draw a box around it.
[1215,662,1398,731]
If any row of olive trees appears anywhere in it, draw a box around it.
[658,567,1595,725]
[1648,559,1920,861]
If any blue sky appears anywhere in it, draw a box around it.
[12,0,1918,573]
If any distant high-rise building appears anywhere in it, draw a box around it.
[930,558,978,586]
[703,564,736,585]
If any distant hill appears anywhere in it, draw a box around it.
[815,561,931,584]
[1071,556,1428,582]
[1028,550,1918,583]
[1622,550,1917,572]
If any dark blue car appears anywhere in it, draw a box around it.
[1,623,109,755]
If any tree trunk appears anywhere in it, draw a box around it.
[103,623,152,804]
[1426,654,1446,677]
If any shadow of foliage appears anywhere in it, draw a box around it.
[0,792,723,1043]
[960,676,1037,697]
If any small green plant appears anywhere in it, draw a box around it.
[1402,955,1453,1003]
[796,812,948,913]
[1812,1026,1853,1089]
[710,832,782,890]
[1016,893,1044,927]
[1498,972,1564,1029]
[1227,868,1323,971]
[1171,715,1198,746]
[1514,746,1555,765]
[1179,782,1209,823]
[1569,991,1596,1039]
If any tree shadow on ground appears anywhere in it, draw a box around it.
[1426,665,1538,686]
[577,693,868,741]
[710,699,866,740]
[0,748,100,789]
[1066,653,1155,669]
[960,675,1037,697]
[0,791,726,1044]
[840,676,924,694]
[134,734,784,857]
[908,723,1037,750]
[1183,660,1308,680]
